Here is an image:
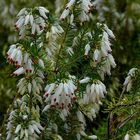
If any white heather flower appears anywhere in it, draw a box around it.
[13,67,25,76]
[16,7,49,37]
[15,49,23,67]
[66,0,75,9]
[98,54,116,79]
[6,98,43,140]
[38,17,46,29]
[6,44,16,56]
[6,45,24,67]
[39,6,49,14]
[7,47,18,62]
[97,54,116,80]
[38,6,49,19]
[80,0,93,13]
[31,23,36,35]
[79,77,90,83]
[26,59,33,73]
[29,15,34,25]
[35,24,42,35]
[100,25,115,57]
[16,17,25,29]
[84,80,107,104]
[60,9,70,20]
[108,54,116,68]
[124,134,129,140]
[78,0,93,22]
[123,68,138,92]
[84,44,91,56]
[133,134,140,140]
[128,68,137,77]
[24,14,30,25]
[44,83,55,96]
[60,0,75,20]
[93,49,100,62]
[95,23,116,79]
[101,31,112,56]
[104,24,115,39]
[44,76,77,111]
[17,79,26,92]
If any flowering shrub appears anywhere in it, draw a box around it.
[0,0,140,140]
[0,0,116,139]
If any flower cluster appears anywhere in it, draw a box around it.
[80,78,107,104]
[6,45,33,75]
[78,0,94,22]
[60,0,94,22]
[5,44,45,76]
[97,24,116,79]
[45,23,64,60]
[6,44,23,68]
[78,78,106,123]
[5,5,48,140]
[123,68,138,92]
[17,76,44,95]
[84,23,116,80]
[43,76,77,112]
[76,110,97,140]
[6,98,43,140]
[15,6,49,38]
